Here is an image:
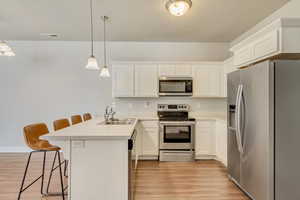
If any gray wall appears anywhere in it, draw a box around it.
[231,0,300,46]
[0,41,229,151]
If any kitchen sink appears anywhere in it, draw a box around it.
[98,118,134,125]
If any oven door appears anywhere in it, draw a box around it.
[159,78,193,96]
[160,122,194,150]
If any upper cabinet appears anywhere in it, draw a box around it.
[112,64,135,97]
[135,64,158,97]
[158,64,192,77]
[112,62,225,98]
[112,64,158,98]
[192,64,222,97]
[230,18,300,68]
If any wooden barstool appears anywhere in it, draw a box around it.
[71,115,82,125]
[83,113,92,121]
[18,123,65,200]
[46,118,71,194]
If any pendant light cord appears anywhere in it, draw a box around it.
[103,16,107,66]
[90,0,94,56]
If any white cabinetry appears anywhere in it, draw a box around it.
[192,65,222,97]
[112,64,135,97]
[222,57,237,97]
[216,120,227,166]
[135,64,158,97]
[112,64,158,98]
[195,120,216,159]
[158,64,192,76]
[139,120,159,159]
[230,18,300,68]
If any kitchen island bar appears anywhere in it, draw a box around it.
[43,118,138,200]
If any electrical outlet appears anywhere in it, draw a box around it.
[128,103,133,109]
[144,101,151,108]
[72,140,85,148]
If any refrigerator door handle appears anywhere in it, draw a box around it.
[237,84,244,154]
[235,85,243,153]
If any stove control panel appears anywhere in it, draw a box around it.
[158,104,190,112]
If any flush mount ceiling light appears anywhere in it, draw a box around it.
[0,41,15,56]
[166,0,192,16]
[86,0,99,70]
[99,16,110,78]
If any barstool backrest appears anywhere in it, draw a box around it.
[83,113,92,121]
[71,115,82,125]
[53,119,70,131]
[23,123,49,150]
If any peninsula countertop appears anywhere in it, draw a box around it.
[43,118,138,141]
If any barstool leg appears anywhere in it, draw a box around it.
[40,151,46,195]
[64,160,68,177]
[17,152,33,200]
[46,151,58,194]
[57,151,66,200]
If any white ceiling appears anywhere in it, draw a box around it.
[0,0,290,42]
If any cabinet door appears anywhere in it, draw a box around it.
[141,121,159,156]
[175,64,192,76]
[135,64,158,97]
[112,64,134,97]
[216,120,227,166]
[195,121,216,157]
[158,64,176,76]
[193,65,221,97]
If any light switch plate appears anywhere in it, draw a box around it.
[72,140,85,148]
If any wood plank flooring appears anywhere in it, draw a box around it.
[0,153,249,200]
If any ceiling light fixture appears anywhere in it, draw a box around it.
[166,0,192,16]
[86,0,99,70]
[99,16,110,78]
[0,41,15,57]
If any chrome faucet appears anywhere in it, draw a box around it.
[104,106,116,123]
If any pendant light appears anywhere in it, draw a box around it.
[166,0,192,16]
[99,16,110,78]
[0,41,15,56]
[85,0,99,70]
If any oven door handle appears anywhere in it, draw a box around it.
[159,121,195,125]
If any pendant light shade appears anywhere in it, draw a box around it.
[86,0,99,70]
[0,41,15,56]
[100,16,110,78]
[86,56,99,70]
[100,65,110,77]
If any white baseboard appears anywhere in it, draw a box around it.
[0,146,30,153]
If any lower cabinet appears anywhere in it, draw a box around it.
[137,120,159,160]
[215,120,227,166]
[195,120,216,159]
[195,119,227,166]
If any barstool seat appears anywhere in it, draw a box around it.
[71,115,82,125]
[83,113,92,121]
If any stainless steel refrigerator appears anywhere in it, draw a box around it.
[227,60,300,200]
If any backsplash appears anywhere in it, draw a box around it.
[113,97,227,117]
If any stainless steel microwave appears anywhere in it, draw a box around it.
[159,77,193,96]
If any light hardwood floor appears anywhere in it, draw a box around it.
[0,153,249,200]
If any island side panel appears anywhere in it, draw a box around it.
[70,139,128,200]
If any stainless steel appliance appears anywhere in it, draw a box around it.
[227,60,300,200]
[158,104,195,161]
[128,130,138,200]
[159,77,193,96]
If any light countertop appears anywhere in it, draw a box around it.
[43,118,138,141]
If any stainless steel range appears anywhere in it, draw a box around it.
[158,104,195,161]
